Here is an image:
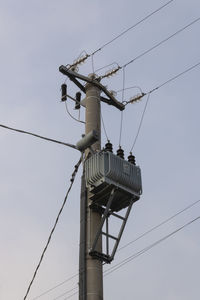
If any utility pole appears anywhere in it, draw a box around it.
[59,65,142,300]
[84,81,103,300]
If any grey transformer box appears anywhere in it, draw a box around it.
[84,151,142,212]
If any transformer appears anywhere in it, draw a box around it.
[85,151,142,212]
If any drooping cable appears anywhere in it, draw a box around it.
[64,102,85,124]
[91,0,175,55]
[119,67,126,146]
[0,123,77,150]
[130,93,150,152]
[122,16,200,68]
[23,156,83,300]
[104,215,200,276]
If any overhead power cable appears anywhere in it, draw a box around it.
[104,215,200,276]
[31,199,200,300]
[0,124,77,150]
[53,286,78,300]
[122,16,200,68]
[68,0,175,70]
[118,199,200,252]
[92,0,175,55]
[126,60,200,150]
[23,156,82,300]
[123,60,200,106]
[130,93,151,151]
[30,274,78,300]
[148,61,200,94]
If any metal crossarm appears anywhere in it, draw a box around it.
[59,66,125,111]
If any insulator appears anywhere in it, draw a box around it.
[128,153,136,165]
[75,92,81,109]
[105,141,113,152]
[117,147,124,159]
[61,83,67,101]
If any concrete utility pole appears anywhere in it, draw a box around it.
[84,81,103,300]
[59,65,130,300]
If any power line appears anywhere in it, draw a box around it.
[92,0,175,55]
[124,60,200,106]
[32,199,200,300]
[23,156,82,300]
[148,61,200,94]
[122,16,200,68]
[63,291,79,300]
[68,0,175,71]
[118,199,200,252]
[53,286,78,300]
[130,93,151,152]
[31,274,78,300]
[101,113,109,141]
[0,124,77,150]
[119,67,126,146]
[64,102,85,124]
[104,215,200,276]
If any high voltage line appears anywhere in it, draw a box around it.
[121,16,200,69]
[69,0,175,70]
[91,0,175,55]
[31,199,200,300]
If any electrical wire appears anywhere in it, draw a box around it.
[117,85,143,94]
[0,124,77,150]
[119,67,126,146]
[64,102,85,124]
[32,199,200,299]
[101,113,109,141]
[63,291,78,300]
[148,60,200,94]
[122,16,200,68]
[118,199,200,252]
[95,62,119,73]
[53,286,78,300]
[31,274,78,300]
[130,93,150,151]
[23,156,83,300]
[67,0,175,70]
[123,60,200,106]
[91,0,175,55]
[104,215,200,276]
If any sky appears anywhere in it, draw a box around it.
[0,0,200,299]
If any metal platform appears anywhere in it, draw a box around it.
[85,151,142,263]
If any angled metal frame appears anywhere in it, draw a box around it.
[89,188,135,263]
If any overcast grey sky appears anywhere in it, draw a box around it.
[0,0,200,299]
